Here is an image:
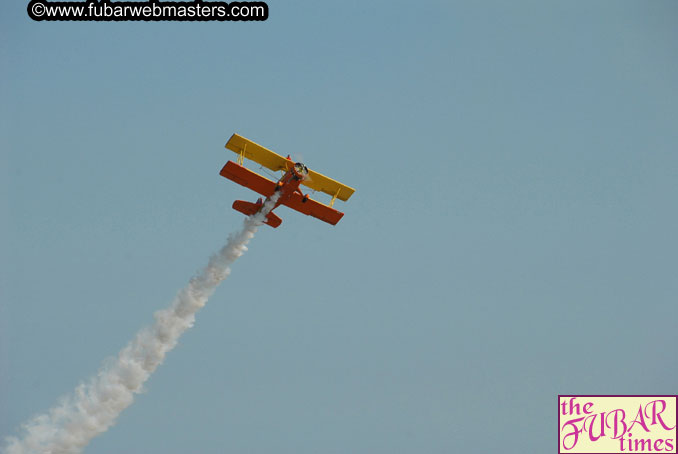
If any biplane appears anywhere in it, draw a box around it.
[219,134,355,228]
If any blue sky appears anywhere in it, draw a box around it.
[1,1,677,453]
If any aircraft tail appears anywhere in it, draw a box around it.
[232,200,282,228]
[233,200,260,216]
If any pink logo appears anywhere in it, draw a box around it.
[559,395,677,453]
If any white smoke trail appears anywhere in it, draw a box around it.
[3,195,279,454]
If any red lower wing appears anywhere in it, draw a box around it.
[221,161,344,226]
[219,161,276,196]
[282,193,344,225]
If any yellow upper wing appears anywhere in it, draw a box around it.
[303,169,355,202]
[225,133,290,172]
[225,133,355,202]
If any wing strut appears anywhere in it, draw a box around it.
[329,188,341,207]
[237,143,246,165]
